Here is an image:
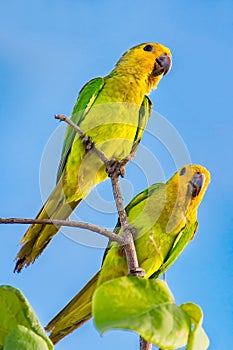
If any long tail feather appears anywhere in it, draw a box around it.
[14,181,82,272]
[46,272,100,344]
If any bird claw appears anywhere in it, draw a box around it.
[82,136,94,152]
[106,159,125,178]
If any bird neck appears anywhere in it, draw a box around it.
[109,58,163,93]
[104,72,158,104]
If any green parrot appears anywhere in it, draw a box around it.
[45,164,210,344]
[14,42,172,272]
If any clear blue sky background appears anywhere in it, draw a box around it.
[0,1,233,349]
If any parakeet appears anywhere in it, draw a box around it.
[45,164,210,344]
[14,42,172,272]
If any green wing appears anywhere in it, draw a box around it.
[150,221,198,279]
[102,183,164,263]
[125,182,162,216]
[56,77,105,182]
[114,182,163,234]
[130,95,152,155]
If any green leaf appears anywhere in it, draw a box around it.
[0,285,53,350]
[93,277,191,349]
[181,303,209,350]
[3,325,49,350]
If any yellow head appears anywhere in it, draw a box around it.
[165,164,211,231]
[112,42,172,92]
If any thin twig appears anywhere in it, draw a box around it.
[55,114,109,165]
[0,218,124,245]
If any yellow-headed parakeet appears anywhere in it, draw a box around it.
[46,164,210,344]
[14,42,172,272]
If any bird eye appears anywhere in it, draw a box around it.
[143,44,154,52]
[180,167,186,176]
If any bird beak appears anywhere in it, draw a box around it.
[189,173,206,198]
[152,53,172,77]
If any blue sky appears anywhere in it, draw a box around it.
[0,1,233,349]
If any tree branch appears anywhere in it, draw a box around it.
[3,114,150,349]
[109,174,145,277]
[56,114,144,277]
[56,114,149,349]
[0,218,124,245]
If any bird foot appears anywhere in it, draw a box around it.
[106,159,125,178]
[82,136,94,152]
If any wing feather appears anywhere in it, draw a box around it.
[56,77,105,182]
